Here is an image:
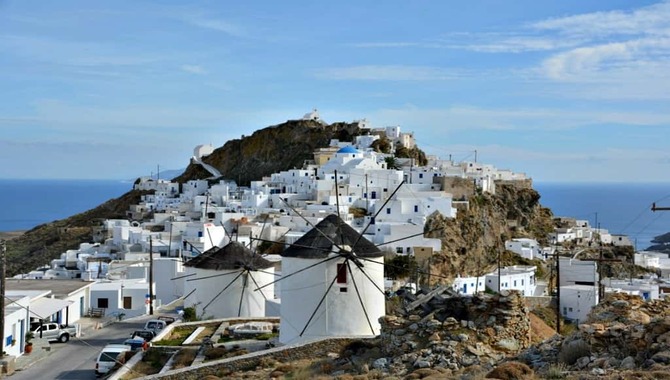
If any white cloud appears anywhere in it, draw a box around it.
[312,65,466,81]
[181,64,207,75]
[182,15,246,37]
[530,1,670,38]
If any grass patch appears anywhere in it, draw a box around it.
[121,349,172,379]
[154,326,197,346]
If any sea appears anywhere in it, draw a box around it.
[0,179,668,251]
[0,179,132,233]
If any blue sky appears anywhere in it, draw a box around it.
[1,1,669,182]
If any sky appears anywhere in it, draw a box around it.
[1,1,669,182]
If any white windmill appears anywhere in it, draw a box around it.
[274,214,385,344]
[183,241,275,319]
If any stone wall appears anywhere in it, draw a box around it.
[379,290,531,372]
[143,337,363,380]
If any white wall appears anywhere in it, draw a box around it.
[279,255,385,345]
[2,296,30,357]
[560,285,598,324]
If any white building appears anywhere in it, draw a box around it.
[90,279,152,319]
[560,285,598,324]
[279,215,385,345]
[485,265,537,296]
[505,238,542,261]
[451,275,486,295]
[6,279,94,326]
[2,295,31,358]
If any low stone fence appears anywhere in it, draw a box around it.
[140,337,364,380]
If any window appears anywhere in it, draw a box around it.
[123,297,132,309]
[97,298,109,308]
[336,264,347,284]
[386,208,391,214]
[513,280,517,287]
[396,247,403,254]
[569,307,573,312]
[521,279,524,285]
[414,205,418,212]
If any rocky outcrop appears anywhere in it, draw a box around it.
[377,289,531,376]
[425,183,554,283]
[174,120,363,186]
[518,293,670,377]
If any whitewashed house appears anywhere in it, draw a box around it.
[485,265,537,296]
[279,215,385,345]
[604,278,660,301]
[2,295,31,357]
[90,278,152,319]
[560,285,599,324]
[451,275,486,295]
[6,279,94,326]
[183,242,275,319]
[505,238,542,261]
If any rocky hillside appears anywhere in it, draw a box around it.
[174,119,363,186]
[425,181,555,283]
[3,190,147,276]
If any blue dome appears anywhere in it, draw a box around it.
[337,146,359,154]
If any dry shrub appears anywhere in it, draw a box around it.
[202,376,221,380]
[557,339,591,365]
[204,347,228,361]
[543,363,567,379]
[485,361,534,380]
[274,363,294,372]
[286,362,314,380]
[172,348,197,369]
[258,356,278,368]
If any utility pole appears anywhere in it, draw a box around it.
[0,240,5,359]
[555,252,560,334]
[149,237,154,315]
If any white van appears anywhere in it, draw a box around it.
[95,344,131,376]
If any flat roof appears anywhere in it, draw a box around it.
[6,279,95,298]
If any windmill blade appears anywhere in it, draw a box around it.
[299,259,345,337]
[206,227,215,249]
[356,255,454,282]
[170,272,196,281]
[248,273,269,301]
[346,260,375,335]
[202,271,244,312]
[334,169,343,244]
[220,221,234,242]
[186,269,244,282]
[237,272,249,317]
[351,180,406,250]
[347,258,387,297]
[255,268,282,277]
[279,197,345,253]
[182,287,198,301]
[376,226,447,247]
[254,255,341,291]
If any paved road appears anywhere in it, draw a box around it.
[11,317,151,380]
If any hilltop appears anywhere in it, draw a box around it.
[4,118,553,280]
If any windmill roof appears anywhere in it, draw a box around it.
[282,214,383,259]
[184,241,274,270]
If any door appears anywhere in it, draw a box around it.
[123,297,132,309]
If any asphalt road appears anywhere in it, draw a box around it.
[11,317,152,380]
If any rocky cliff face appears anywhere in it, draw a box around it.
[425,182,554,283]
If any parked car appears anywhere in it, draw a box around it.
[31,322,79,343]
[130,330,155,342]
[95,344,131,376]
[143,319,167,334]
[157,315,177,325]
[123,338,147,351]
